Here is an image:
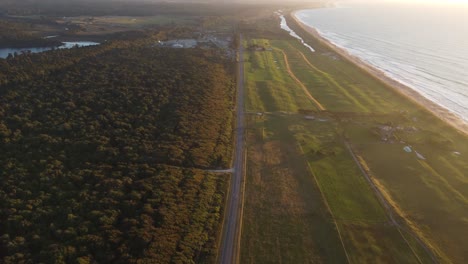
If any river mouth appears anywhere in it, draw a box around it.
[0,41,100,58]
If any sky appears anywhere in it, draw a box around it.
[6,0,466,6]
[337,0,468,5]
[147,0,468,6]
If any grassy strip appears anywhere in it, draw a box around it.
[244,39,316,112]
[275,48,325,110]
[241,19,468,261]
[241,115,348,263]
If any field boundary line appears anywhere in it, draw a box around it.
[344,140,439,264]
[297,143,351,264]
[397,227,424,264]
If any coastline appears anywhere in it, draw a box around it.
[290,10,468,136]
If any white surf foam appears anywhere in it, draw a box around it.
[295,5,468,122]
[278,13,315,53]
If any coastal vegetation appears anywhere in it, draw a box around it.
[240,12,468,264]
[0,36,235,262]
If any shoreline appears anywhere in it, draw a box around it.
[290,10,468,136]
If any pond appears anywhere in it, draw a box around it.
[0,41,100,58]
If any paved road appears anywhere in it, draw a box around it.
[219,34,245,264]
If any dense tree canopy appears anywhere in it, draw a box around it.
[0,43,234,263]
[0,0,257,17]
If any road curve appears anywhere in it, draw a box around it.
[218,34,245,264]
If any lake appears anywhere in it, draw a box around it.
[0,41,100,59]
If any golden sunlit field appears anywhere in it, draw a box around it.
[240,13,467,264]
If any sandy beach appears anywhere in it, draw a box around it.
[290,11,468,136]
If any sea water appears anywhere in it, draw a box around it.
[295,2,468,122]
[278,13,315,52]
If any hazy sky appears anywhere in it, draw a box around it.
[7,0,466,6]
[154,0,468,6]
[338,0,468,5]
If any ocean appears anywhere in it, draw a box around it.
[295,2,468,122]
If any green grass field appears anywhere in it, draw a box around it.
[244,39,316,112]
[241,22,468,263]
[241,115,348,263]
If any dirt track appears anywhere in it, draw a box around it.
[277,48,326,111]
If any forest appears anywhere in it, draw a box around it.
[0,38,235,263]
[0,0,259,17]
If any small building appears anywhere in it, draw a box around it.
[161,39,198,49]
[403,146,412,153]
